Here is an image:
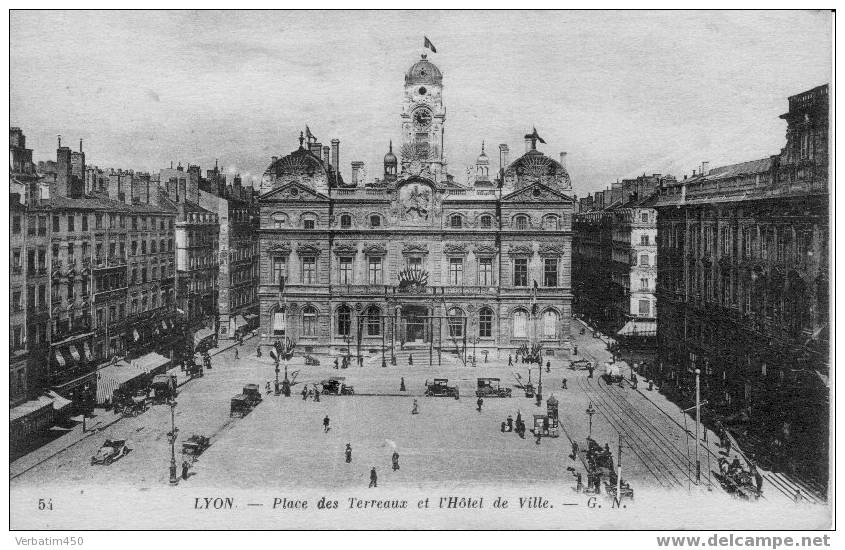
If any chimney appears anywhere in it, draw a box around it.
[309,141,322,158]
[55,142,73,197]
[559,152,567,170]
[351,161,364,185]
[331,139,340,174]
[323,146,331,168]
[79,139,83,152]
[701,161,709,175]
[499,144,510,176]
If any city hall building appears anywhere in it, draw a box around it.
[257,53,574,361]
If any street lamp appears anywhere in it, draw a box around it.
[168,399,179,485]
[586,401,596,439]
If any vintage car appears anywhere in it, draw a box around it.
[185,359,203,378]
[475,378,512,398]
[304,354,321,366]
[182,434,211,457]
[320,377,354,396]
[122,395,149,417]
[603,362,624,384]
[424,378,459,398]
[151,374,178,403]
[242,384,263,407]
[230,395,251,417]
[91,439,131,465]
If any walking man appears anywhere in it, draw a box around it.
[323,415,330,433]
[411,399,419,415]
[302,387,308,401]
[546,360,551,374]
[508,354,513,367]
[392,451,400,471]
[181,459,190,481]
[476,397,483,412]
[561,378,568,390]
[234,347,239,360]
[345,443,352,464]
[314,387,321,402]
[369,467,378,488]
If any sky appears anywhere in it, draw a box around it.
[10,10,832,197]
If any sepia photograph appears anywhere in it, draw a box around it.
[6,9,834,533]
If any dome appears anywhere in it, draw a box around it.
[476,141,489,165]
[405,54,442,86]
[384,140,397,165]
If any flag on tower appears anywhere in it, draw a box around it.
[305,125,316,143]
[424,36,437,53]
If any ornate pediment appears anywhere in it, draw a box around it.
[507,245,533,257]
[260,181,329,202]
[363,243,387,256]
[402,243,429,255]
[333,242,358,256]
[539,245,566,257]
[501,183,572,204]
[474,244,498,257]
[296,244,322,257]
[443,243,468,256]
[268,243,292,255]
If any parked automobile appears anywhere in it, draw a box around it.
[242,384,263,407]
[424,378,459,398]
[475,377,512,398]
[230,395,251,417]
[182,434,211,458]
[320,377,354,395]
[91,439,131,465]
[151,374,178,403]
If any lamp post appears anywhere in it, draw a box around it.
[586,402,596,439]
[168,399,178,485]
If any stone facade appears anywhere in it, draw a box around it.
[258,55,574,361]
[654,84,829,484]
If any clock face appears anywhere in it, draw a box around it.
[413,109,432,128]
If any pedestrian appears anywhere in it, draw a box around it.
[561,378,568,390]
[333,357,339,370]
[392,451,400,471]
[408,353,414,366]
[476,397,483,412]
[631,374,638,390]
[573,345,578,356]
[345,443,352,464]
[323,415,330,433]
[302,387,308,401]
[751,465,763,494]
[508,354,513,367]
[570,440,579,460]
[411,399,419,415]
[314,387,321,402]
[507,415,513,432]
[587,363,594,378]
[181,459,190,480]
[234,347,239,360]
[369,467,378,488]
[575,472,583,492]
[546,361,551,373]
[535,431,542,445]
[400,377,406,392]
[265,381,271,394]
[257,346,262,357]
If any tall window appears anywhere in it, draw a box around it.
[81,215,88,231]
[543,215,559,230]
[302,257,316,284]
[638,300,650,316]
[447,308,464,338]
[272,309,286,336]
[337,305,351,336]
[407,256,423,270]
[542,310,558,339]
[640,278,649,290]
[68,215,75,232]
[641,212,649,223]
[368,257,383,284]
[543,258,558,287]
[640,254,649,266]
[273,214,285,229]
[304,219,315,229]
[339,257,353,284]
[370,215,381,228]
[478,258,493,286]
[640,235,649,245]
[479,307,493,338]
[302,306,317,337]
[340,214,352,228]
[365,306,381,336]
[515,215,528,230]
[513,258,528,287]
[480,215,492,228]
[449,258,463,285]
[450,215,462,228]
[512,310,528,338]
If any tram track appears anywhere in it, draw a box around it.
[576,375,686,490]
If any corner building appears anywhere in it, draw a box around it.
[258,54,573,360]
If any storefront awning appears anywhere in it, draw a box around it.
[131,352,171,375]
[10,396,54,423]
[54,349,66,368]
[234,315,248,329]
[69,345,82,362]
[47,390,73,412]
[193,327,215,346]
[617,320,657,337]
[96,362,150,404]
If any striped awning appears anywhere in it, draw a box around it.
[54,349,67,368]
[69,345,82,362]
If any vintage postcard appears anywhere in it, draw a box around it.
[7,9,833,532]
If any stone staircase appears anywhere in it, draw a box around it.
[362,345,466,368]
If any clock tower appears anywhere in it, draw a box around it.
[401,53,446,181]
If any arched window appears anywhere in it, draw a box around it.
[370,215,381,228]
[272,306,286,336]
[337,305,351,336]
[480,215,492,229]
[543,215,559,230]
[365,306,381,336]
[479,307,493,338]
[272,213,286,229]
[450,214,462,228]
[512,310,528,338]
[514,215,528,230]
[542,310,559,339]
[447,307,465,338]
[340,214,352,228]
[302,306,317,337]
